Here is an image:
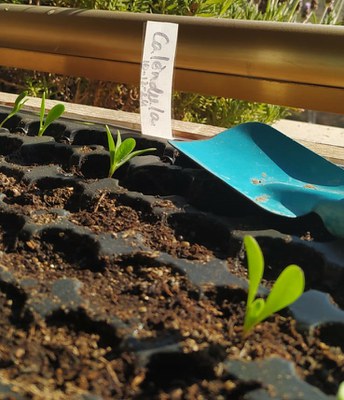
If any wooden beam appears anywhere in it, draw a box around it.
[1,4,344,113]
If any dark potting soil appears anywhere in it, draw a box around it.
[0,107,343,399]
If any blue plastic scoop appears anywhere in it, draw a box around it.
[169,122,344,238]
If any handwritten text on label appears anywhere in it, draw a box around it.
[140,22,178,139]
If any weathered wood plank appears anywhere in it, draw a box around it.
[1,5,344,113]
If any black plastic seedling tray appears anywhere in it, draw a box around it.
[0,106,343,399]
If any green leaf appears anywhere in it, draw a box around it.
[257,264,305,324]
[116,147,157,170]
[44,104,65,129]
[14,91,28,111]
[106,125,116,176]
[115,138,136,164]
[124,148,156,160]
[0,91,28,128]
[105,125,116,154]
[244,236,264,308]
[106,125,116,177]
[39,92,46,130]
[115,129,122,151]
[337,381,344,400]
[38,103,65,137]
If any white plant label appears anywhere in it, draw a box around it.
[140,21,178,139]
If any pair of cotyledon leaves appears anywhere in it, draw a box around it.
[243,235,305,334]
[105,125,156,177]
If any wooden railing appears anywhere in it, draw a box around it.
[0,3,344,113]
[0,3,343,164]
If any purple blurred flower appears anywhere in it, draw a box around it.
[302,1,312,17]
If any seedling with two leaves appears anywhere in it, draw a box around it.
[243,235,305,335]
[0,91,28,129]
[37,92,65,137]
[105,125,156,177]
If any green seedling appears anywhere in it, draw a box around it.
[37,92,65,136]
[105,125,156,178]
[243,235,305,335]
[0,91,28,128]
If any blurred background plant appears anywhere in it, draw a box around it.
[0,0,343,127]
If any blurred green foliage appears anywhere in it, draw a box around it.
[1,0,343,127]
